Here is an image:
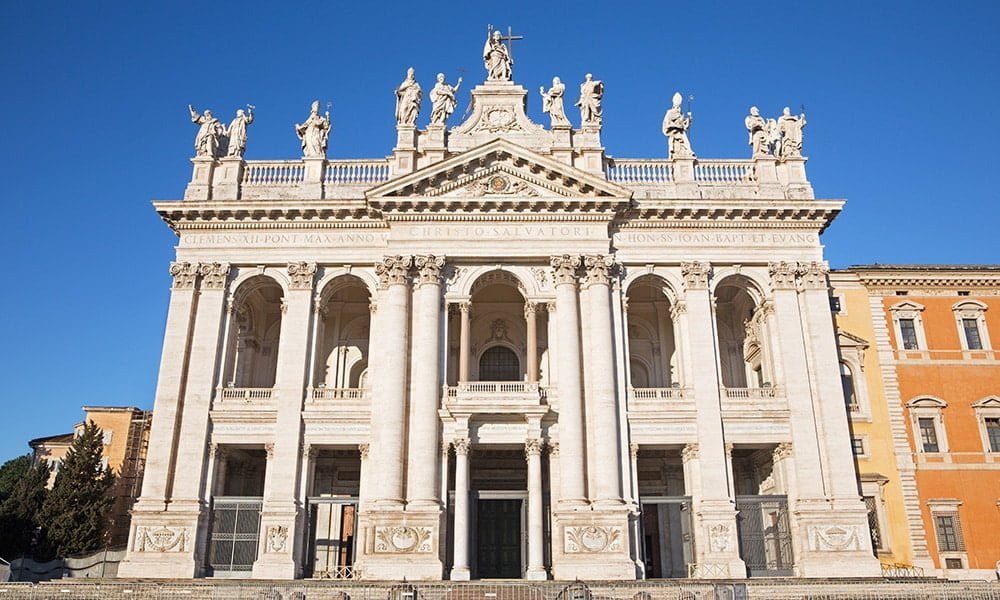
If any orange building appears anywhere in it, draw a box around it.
[851,265,1000,579]
[28,406,152,548]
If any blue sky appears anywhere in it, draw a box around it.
[1,1,998,462]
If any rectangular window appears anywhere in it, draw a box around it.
[962,318,983,350]
[944,558,964,569]
[829,296,842,313]
[852,437,866,455]
[934,514,965,552]
[863,496,883,552]
[919,417,940,452]
[986,418,1000,452]
[899,319,919,350]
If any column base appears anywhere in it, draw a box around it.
[525,566,548,580]
[252,506,301,579]
[550,506,636,580]
[356,507,444,580]
[690,501,746,579]
[118,504,206,578]
[449,566,471,580]
[791,504,882,578]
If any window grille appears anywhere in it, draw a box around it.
[944,557,964,569]
[934,514,965,552]
[479,346,520,381]
[863,496,883,552]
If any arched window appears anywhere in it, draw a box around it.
[479,346,520,381]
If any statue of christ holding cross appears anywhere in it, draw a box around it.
[483,25,522,81]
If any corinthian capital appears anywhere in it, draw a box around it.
[797,261,830,290]
[414,255,446,287]
[768,261,798,291]
[582,254,615,288]
[680,261,711,290]
[453,437,471,455]
[198,262,230,290]
[375,255,412,289]
[169,262,198,289]
[525,438,543,458]
[287,262,317,290]
[550,254,581,286]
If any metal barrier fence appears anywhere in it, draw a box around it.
[0,579,997,600]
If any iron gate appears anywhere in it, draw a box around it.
[208,496,263,575]
[734,495,793,576]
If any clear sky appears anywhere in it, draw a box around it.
[1,1,998,462]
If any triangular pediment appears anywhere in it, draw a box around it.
[837,329,870,349]
[366,139,632,214]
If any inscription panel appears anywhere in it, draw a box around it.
[614,230,820,249]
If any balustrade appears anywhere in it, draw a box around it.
[217,387,275,401]
[241,161,306,186]
[723,386,780,399]
[606,159,673,184]
[693,160,757,184]
[325,160,391,184]
[628,387,689,400]
[310,387,368,401]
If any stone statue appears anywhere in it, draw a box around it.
[766,118,781,156]
[225,106,255,158]
[295,100,331,158]
[483,30,512,81]
[575,73,604,127]
[662,92,694,158]
[745,106,769,157]
[429,73,462,126]
[540,77,570,127]
[188,105,225,158]
[777,107,806,159]
[395,67,422,126]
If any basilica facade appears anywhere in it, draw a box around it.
[119,44,880,581]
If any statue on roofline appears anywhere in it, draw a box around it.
[540,77,570,127]
[395,67,422,127]
[576,73,604,127]
[295,100,331,158]
[188,105,225,159]
[777,106,806,159]
[745,106,769,158]
[483,29,512,81]
[225,105,254,159]
[662,92,694,159]
[429,73,462,126]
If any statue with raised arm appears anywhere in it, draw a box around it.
[575,73,604,127]
[540,77,571,127]
[395,67,422,126]
[662,92,694,158]
[295,100,331,158]
[188,105,225,158]
[225,106,255,158]
[745,106,769,157]
[429,73,463,126]
[777,107,806,159]
[483,30,512,81]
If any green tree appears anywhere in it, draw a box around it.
[37,421,115,557]
[0,458,49,560]
[0,455,32,503]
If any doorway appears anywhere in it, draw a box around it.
[476,498,523,579]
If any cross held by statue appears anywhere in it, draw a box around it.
[489,24,524,59]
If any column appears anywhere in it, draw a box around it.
[525,302,540,383]
[525,438,546,579]
[678,261,746,577]
[458,301,471,382]
[367,256,412,507]
[169,262,230,505]
[406,255,445,508]
[133,262,199,509]
[450,438,471,580]
[550,255,587,506]
[582,255,624,505]
[253,262,315,579]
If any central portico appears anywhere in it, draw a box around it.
[120,34,879,581]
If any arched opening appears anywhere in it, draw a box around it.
[478,345,521,381]
[714,277,771,389]
[314,276,372,395]
[223,276,284,389]
[626,276,679,389]
[840,362,858,412]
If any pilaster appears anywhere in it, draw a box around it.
[184,157,215,200]
[393,125,419,175]
[211,157,245,200]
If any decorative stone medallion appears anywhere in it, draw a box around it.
[266,525,289,553]
[809,524,863,551]
[474,107,519,133]
[374,526,434,553]
[564,526,622,553]
[709,523,732,553]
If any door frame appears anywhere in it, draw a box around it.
[473,490,527,579]
[305,496,359,578]
[638,495,693,579]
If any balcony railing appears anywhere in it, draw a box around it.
[442,381,543,407]
[629,387,689,400]
[723,387,780,399]
[217,387,275,401]
[457,381,539,394]
[311,387,368,401]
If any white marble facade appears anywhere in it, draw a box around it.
[120,51,878,581]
